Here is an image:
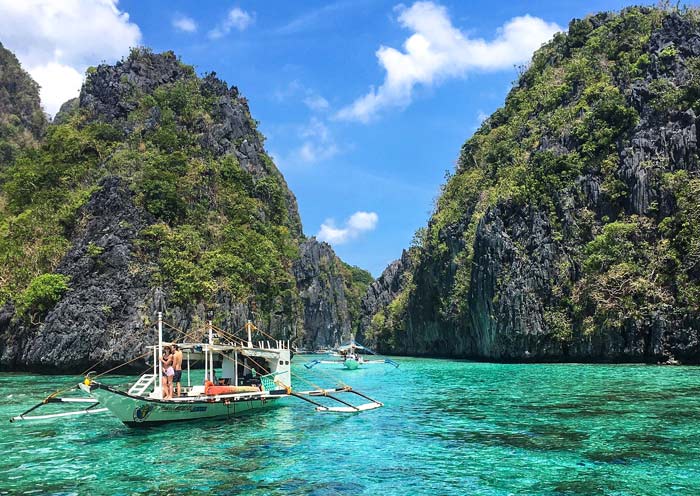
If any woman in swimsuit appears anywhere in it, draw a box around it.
[161,346,174,399]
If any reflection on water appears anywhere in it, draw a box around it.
[2,360,700,495]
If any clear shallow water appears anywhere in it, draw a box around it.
[2,358,700,495]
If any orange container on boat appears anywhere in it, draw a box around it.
[204,380,259,395]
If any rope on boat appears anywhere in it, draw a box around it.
[32,321,197,408]
[12,316,382,421]
[116,318,375,410]
[78,355,111,378]
[211,321,353,391]
[307,361,351,389]
[211,325,334,394]
[210,322,247,342]
[162,320,208,343]
[92,351,152,379]
[183,322,383,413]
[322,394,359,411]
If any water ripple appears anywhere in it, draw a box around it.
[2,360,699,494]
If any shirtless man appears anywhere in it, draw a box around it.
[172,344,183,397]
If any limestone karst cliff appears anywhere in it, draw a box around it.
[0,48,370,371]
[361,7,700,363]
[0,42,46,164]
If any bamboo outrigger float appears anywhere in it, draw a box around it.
[10,313,383,427]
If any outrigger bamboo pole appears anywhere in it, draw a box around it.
[347,388,382,405]
[287,391,326,409]
[320,394,359,411]
[11,404,108,422]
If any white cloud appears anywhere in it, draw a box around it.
[0,0,141,116]
[336,1,560,123]
[304,94,330,112]
[301,117,330,142]
[317,211,379,244]
[275,2,350,36]
[209,7,254,39]
[29,63,85,117]
[173,14,197,33]
[298,141,338,163]
[295,117,339,163]
[273,80,330,112]
[273,80,304,102]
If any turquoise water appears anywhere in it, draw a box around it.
[2,358,700,495]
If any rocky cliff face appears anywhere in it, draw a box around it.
[1,177,154,371]
[0,41,46,163]
[356,249,412,345]
[362,7,700,363]
[0,48,367,371]
[79,49,302,236]
[294,239,351,349]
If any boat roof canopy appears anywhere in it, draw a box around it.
[337,341,366,351]
[156,341,290,361]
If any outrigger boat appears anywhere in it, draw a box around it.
[305,340,399,370]
[10,314,383,427]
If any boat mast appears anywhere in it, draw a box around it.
[246,320,253,348]
[152,345,157,393]
[208,320,214,382]
[157,311,163,398]
[204,339,208,384]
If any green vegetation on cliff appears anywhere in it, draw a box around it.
[0,42,46,164]
[365,7,700,361]
[0,47,372,360]
[339,262,373,336]
[0,49,298,326]
[15,273,70,321]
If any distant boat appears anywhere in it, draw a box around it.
[10,315,383,427]
[305,340,399,370]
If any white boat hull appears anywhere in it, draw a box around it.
[80,383,282,427]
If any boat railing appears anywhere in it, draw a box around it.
[255,340,291,350]
[175,339,291,351]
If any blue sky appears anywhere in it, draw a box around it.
[0,0,659,276]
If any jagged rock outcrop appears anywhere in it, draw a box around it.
[362,7,700,363]
[80,50,193,125]
[80,49,302,236]
[294,239,351,349]
[0,177,153,370]
[0,48,368,371]
[53,98,79,125]
[356,250,411,343]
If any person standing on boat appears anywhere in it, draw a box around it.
[172,344,183,397]
[161,345,174,399]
